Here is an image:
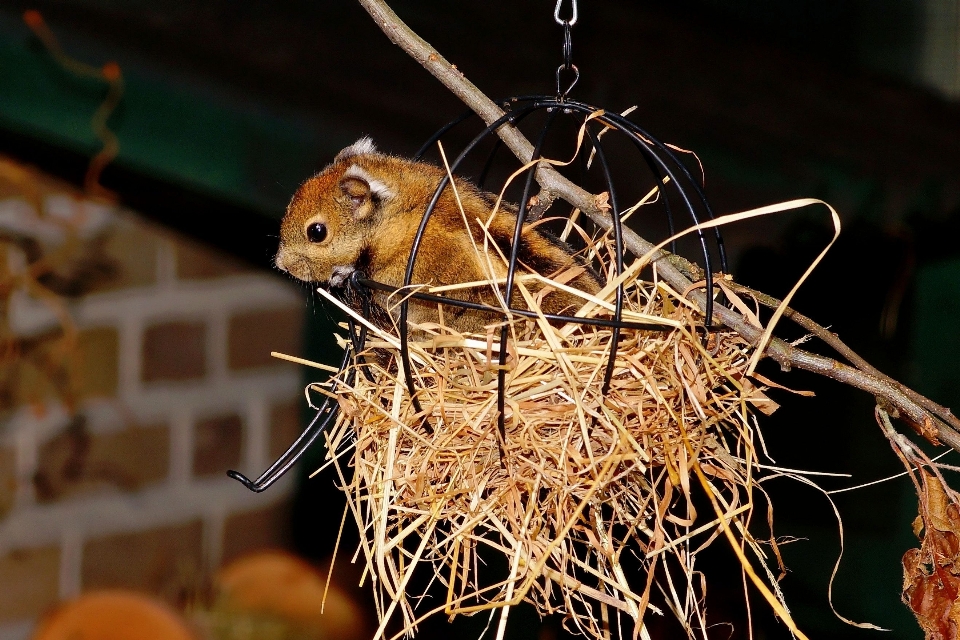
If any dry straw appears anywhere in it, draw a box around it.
[297,126,845,639]
[311,213,805,639]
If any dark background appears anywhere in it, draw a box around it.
[2,1,960,638]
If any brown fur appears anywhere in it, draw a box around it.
[276,140,602,334]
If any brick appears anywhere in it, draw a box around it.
[34,417,169,503]
[142,321,206,382]
[193,413,243,477]
[270,400,302,460]
[6,329,62,411]
[0,546,60,622]
[175,236,252,280]
[93,217,159,292]
[82,520,204,603]
[228,308,303,371]
[221,500,292,565]
[75,326,119,399]
[0,446,15,519]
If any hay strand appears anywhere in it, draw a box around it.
[318,223,798,638]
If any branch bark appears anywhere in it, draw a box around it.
[356,0,960,453]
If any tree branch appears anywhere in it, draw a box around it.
[356,0,960,453]
[726,281,960,431]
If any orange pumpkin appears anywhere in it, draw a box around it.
[33,590,195,640]
[216,550,365,640]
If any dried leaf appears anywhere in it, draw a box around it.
[594,191,612,213]
[903,471,960,639]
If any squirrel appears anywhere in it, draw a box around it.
[275,138,602,335]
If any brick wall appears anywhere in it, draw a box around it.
[0,157,307,639]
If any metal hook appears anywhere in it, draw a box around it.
[554,0,578,26]
[227,348,350,492]
[556,64,579,99]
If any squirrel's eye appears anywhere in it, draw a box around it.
[306,222,327,243]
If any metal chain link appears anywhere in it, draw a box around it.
[554,0,579,99]
[553,0,578,26]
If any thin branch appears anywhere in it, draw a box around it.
[356,0,960,453]
[725,281,877,372]
[726,281,960,432]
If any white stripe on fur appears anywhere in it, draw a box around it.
[343,164,395,200]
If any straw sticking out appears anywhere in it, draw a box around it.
[317,227,788,640]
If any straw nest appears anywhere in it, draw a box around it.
[317,230,781,640]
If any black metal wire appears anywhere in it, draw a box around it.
[583,123,624,394]
[537,98,725,327]
[347,281,379,384]
[477,137,504,190]
[398,102,544,409]
[231,94,729,493]
[226,347,351,492]
[500,95,728,276]
[415,102,539,189]
[414,109,476,160]
[354,276,683,332]
[495,108,559,442]
[601,108,729,274]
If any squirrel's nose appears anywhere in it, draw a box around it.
[274,248,290,273]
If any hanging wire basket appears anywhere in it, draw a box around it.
[229,94,794,639]
[229,94,731,493]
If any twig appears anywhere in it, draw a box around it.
[355,0,960,453]
[724,281,875,371]
[726,281,960,434]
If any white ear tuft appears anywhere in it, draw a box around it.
[343,165,394,201]
[334,137,378,163]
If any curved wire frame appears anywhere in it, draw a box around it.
[230,95,727,492]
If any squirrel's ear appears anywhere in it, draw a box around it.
[340,166,394,220]
[339,176,374,219]
[334,137,377,163]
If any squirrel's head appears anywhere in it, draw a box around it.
[276,138,401,287]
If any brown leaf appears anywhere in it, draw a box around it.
[594,191,612,213]
[927,475,960,534]
[903,471,960,639]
